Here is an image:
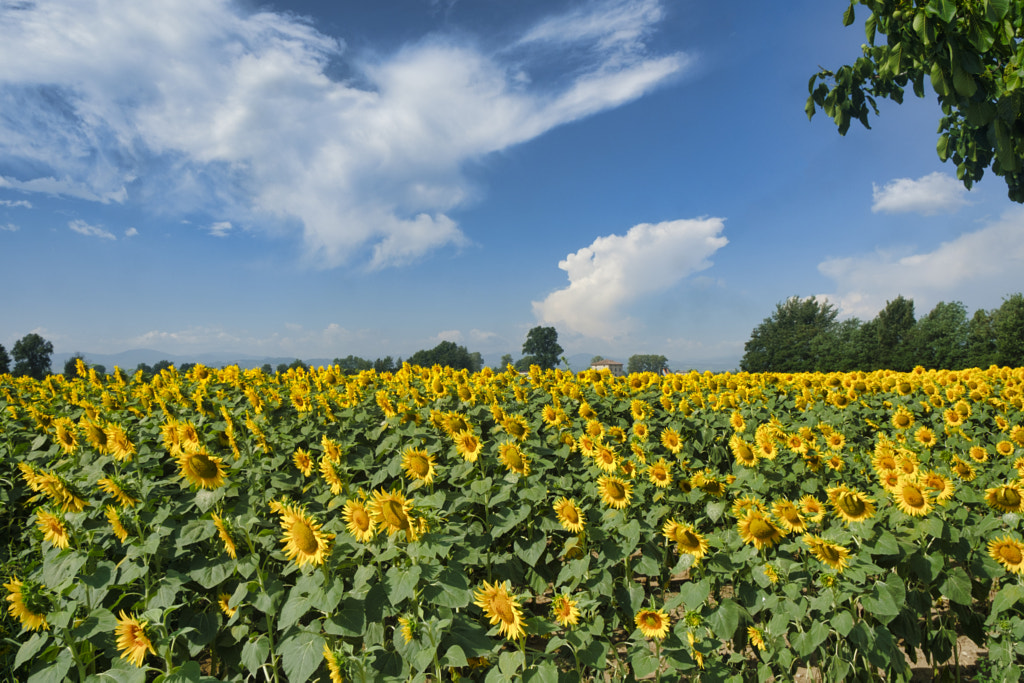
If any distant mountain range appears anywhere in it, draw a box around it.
[51,349,738,374]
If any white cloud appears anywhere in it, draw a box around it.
[208,221,232,237]
[0,199,32,208]
[871,172,970,215]
[431,330,464,344]
[0,0,688,269]
[1,223,17,231]
[819,207,1024,318]
[68,219,115,240]
[124,227,138,237]
[533,217,728,339]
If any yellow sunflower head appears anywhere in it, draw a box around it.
[553,497,585,534]
[115,611,157,667]
[177,449,227,490]
[597,475,632,509]
[647,459,672,488]
[279,506,333,567]
[343,498,376,543]
[473,580,525,640]
[988,535,1024,575]
[401,447,436,484]
[802,534,851,573]
[499,441,530,476]
[551,594,581,628]
[827,485,876,524]
[634,608,671,640]
[453,430,483,463]
[737,509,785,550]
[4,578,50,631]
[985,483,1024,513]
[894,479,934,517]
[369,488,417,539]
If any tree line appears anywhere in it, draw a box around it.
[740,294,1024,373]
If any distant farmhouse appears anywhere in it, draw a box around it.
[589,359,625,376]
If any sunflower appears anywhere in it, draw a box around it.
[633,422,649,442]
[585,419,605,438]
[369,488,416,538]
[943,409,965,428]
[920,471,955,503]
[969,445,989,462]
[729,434,758,467]
[748,626,766,649]
[320,457,346,495]
[1012,425,1024,447]
[771,499,808,533]
[647,459,672,488]
[997,440,1016,457]
[663,519,709,561]
[732,496,767,518]
[4,578,49,631]
[115,611,156,667]
[398,616,416,643]
[826,432,846,451]
[985,482,1024,513]
[401,447,436,484]
[553,497,585,533]
[894,480,933,517]
[660,428,683,454]
[550,594,581,627]
[342,498,376,542]
[579,402,597,420]
[106,423,136,462]
[279,506,333,567]
[453,430,483,463]
[827,485,876,524]
[541,405,562,427]
[878,469,902,492]
[891,407,914,430]
[81,419,109,453]
[105,506,130,543]
[54,418,78,455]
[914,427,937,448]
[762,564,780,584]
[950,457,977,482]
[502,414,530,441]
[212,513,238,559]
[323,644,346,683]
[177,421,202,453]
[737,509,785,550]
[36,509,70,549]
[597,475,632,509]
[218,592,238,618]
[592,443,619,473]
[97,476,139,508]
[730,411,746,432]
[754,437,777,461]
[499,442,530,476]
[176,448,227,489]
[802,535,851,573]
[293,448,314,477]
[988,536,1024,575]
[634,608,671,640]
[321,435,343,462]
[473,580,525,640]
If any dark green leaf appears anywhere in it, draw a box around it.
[279,629,326,683]
[241,636,271,674]
[940,566,972,605]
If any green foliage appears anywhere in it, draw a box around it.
[407,340,483,371]
[0,344,9,375]
[809,0,1024,201]
[740,296,839,372]
[522,327,563,371]
[627,354,668,374]
[12,333,53,380]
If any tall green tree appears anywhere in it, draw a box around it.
[628,354,668,373]
[499,354,514,370]
[0,343,10,374]
[12,333,54,379]
[740,296,839,372]
[522,326,563,370]
[63,353,86,378]
[808,1,1024,201]
[912,301,969,369]
[993,292,1024,366]
[407,341,480,371]
[334,355,373,375]
[873,295,917,371]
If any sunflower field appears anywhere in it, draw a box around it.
[3,360,1024,682]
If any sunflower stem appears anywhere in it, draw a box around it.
[61,628,89,680]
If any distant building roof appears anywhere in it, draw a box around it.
[590,359,622,366]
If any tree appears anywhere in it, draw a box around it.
[993,293,1024,366]
[873,295,917,371]
[407,341,480,371]
[92,364,107,376]
[912,301,969,369]
[628,354,668,374]
[135,362,154,378]
[808,1,1024,201]
[153,360,174,374]
[966,308,998,367]
[334,355,373,375]
[740,296,839,372]
[64,353,87,378]
[522,326,563,370]
[373,356,396,373]
[590,355,605,364]
[499,353,514,370]
[260,363,273,375]
[0,343,10,374]
[12,333,54,379]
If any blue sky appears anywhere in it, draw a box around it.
[2,0,1024,369]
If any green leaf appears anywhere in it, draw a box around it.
[631,648,660,678]
[241,636,271,675]
[70,607,118,640]
[925,0,956,23]
[860,573,905,622]
[188,556,234,590]
[952,63,978,98]
[986,0,1011,20]
[279,629,326,683]
[993,119,1019,172]
[422,566,470,608]
[940,566,972,605]
[842,2,855,27]
[930,63,949,97]
[707,598,742,640]
[990,583,1024,616]
[27,647,74,683]
[792,620,830,657]
[184,611,221,655]
[678,578,710,611]
[14,632,48,671]
[162,661,218,683]
[832,610,855,637]
[514,528,547,568]
[325,596,367,636]
[386,564,422,606]
[523,660,559,683]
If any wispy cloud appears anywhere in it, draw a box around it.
[68,219,115,240]
[0,199,32,208]
[1,222,18,232]
[0,0,688,269]
[533,218,728,339]
[208,221,232,237]
[124,227,138,237]
[871,172,970,215]
[819,207,1024,318]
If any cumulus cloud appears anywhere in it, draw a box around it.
[0,0,688,269]
[871,172,970,215]
[819,207,1024,318]
[124,227,138,237]
[69,219,115,240]
[533,218,728,339]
